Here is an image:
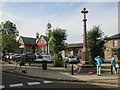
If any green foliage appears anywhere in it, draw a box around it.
[0,20,19,52]
[87,25,105,65]
[116,61,120,64]
[2,34,20,52]
[50,28,67,53]
[0,20,19,37]
[50,28,67,67]
[111,48,120,51]
[53,53,63,67]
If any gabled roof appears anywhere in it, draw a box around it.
[42,35,49,42]
[67,43,83,48]
[20,36,36,44]
[37,35,49,43]
[106,33,120,40]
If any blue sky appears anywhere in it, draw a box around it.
[1,1,118,43]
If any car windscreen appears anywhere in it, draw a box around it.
[68,56,75,58]
[43,56,51,59]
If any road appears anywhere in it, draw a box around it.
[1,72,118,89]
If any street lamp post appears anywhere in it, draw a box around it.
[81,8,89,64]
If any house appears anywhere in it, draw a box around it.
[36,35,50,54]
[104,33,120,60]
[18,36,37,53]
[18,22,52,54]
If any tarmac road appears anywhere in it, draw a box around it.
[1,72,118,89]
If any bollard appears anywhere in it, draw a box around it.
[42,61,47,70]
[111,65,113,74]
[71,64,74,75]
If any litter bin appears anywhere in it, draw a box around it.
[42,60,47,70]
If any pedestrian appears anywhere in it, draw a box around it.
[94,56,102,76]
[6,53,11,64]
[111,57,117,74]
[2,51,7,64]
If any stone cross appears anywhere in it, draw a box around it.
[81,8,89,64]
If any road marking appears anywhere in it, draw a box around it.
[27,82,40,85]
[2,72,118,87]
[43,81,52,84]
[0,85,5,89]
[10,83,23,87]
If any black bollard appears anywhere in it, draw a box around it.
[42,61,47,70]
[111,65,113,74]
[71,64,74,75]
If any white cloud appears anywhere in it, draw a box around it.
[1,9,46,38]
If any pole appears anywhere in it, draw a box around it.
[71,64,74,75]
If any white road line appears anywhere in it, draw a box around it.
[10,83,23,87]
[0,85,4,89]
[27,82,40,85]
[43,81,52,84]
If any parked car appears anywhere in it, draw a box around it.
[22,53,36,61]
[42,55,53,63]
[14,54,22,61]
[37,53,43,59]
[6,53,16,60]
[67,55,78,63]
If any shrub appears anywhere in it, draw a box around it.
[53,53,63,67]
[116,61,120,64]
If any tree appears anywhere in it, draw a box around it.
[87,26,105,66]
[0,20,19,37]
[2,34,19,52]
[50,28,67,67]
[0,20,19,52]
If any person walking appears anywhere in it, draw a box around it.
[94,56,102,76]
[111,57,117,74]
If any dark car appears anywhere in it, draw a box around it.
[22,53,36,61]
[14,54,22,61]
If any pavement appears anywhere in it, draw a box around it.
[1,59,120,87]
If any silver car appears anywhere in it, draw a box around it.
[67,55,78,63]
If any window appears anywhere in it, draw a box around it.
[113,40,118,47]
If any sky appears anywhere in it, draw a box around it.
[0,0,119,44]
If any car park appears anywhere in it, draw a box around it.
[35,54,53,62]
[22,53,36,61]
